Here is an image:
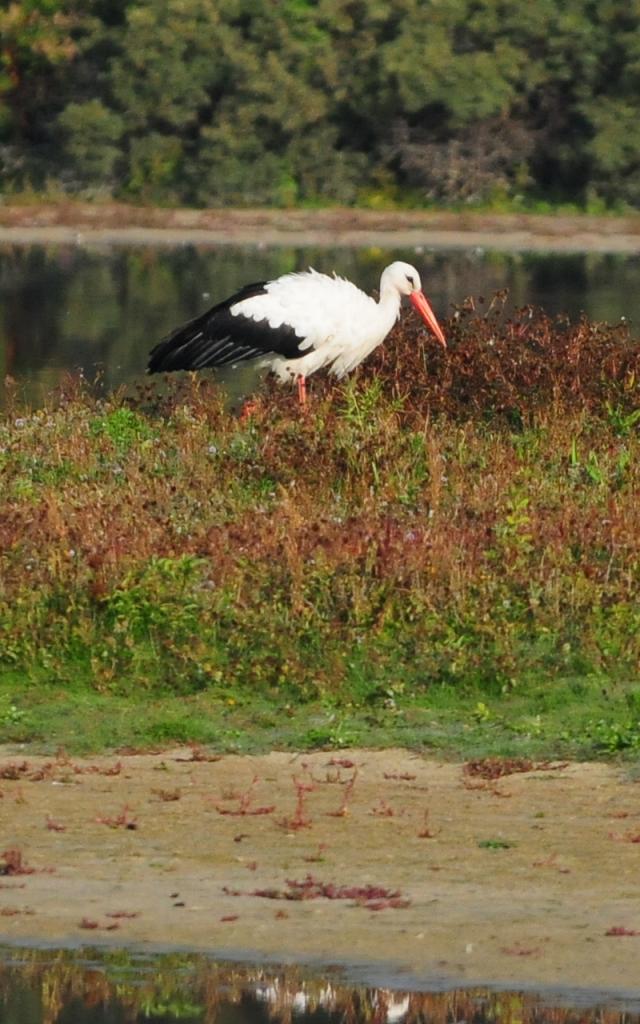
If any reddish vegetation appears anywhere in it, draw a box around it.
[360,297,640,423]
[214,776,275,816]
[532,853,570,874]
[45,816,67,832]
[79,917,119,931]
[0,762,30,780]
[365,898,411,911]
[327,768,358,818]
[74,761,122,776]
[370,798,395,817]
[0,849,36,876]
[609,831,640,843]
[303,843,328,862]
[95,806,138,829]
[605,926,640,936]
[2,299,640,712]
[279,776,314,830]
[0,757,123,782]
[176,746,222,763]
[462,777,511,798]
[463,758,566,780]
[224,873,410,911]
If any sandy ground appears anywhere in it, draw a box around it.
[1,746,640,996]
[1,204,640,252]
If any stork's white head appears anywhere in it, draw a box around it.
[381,261,423,297]
[381,261,446,348]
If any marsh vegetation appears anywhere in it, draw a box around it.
[1,297,639,755]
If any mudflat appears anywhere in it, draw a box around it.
[1,746,639,993]
[1,204,639,252]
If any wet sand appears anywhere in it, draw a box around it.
[1,747,639,995]
[1,205,639,252]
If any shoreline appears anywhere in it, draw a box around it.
[1,204,639,252]
[2,937,640,1011]
[3,747,640,995]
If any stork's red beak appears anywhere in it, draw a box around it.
[410,291,447,349]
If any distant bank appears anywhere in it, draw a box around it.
[1,203,640,253]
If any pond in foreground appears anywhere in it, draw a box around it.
[1,244,638,406]
[2,948,640,1024]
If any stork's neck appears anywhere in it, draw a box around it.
[377,278,403,331]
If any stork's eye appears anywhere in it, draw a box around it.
[406,274,415,287]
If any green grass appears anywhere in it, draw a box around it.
[1,673,640,758]
[1,301,640,757]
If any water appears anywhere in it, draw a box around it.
[1,948,639,1024]
[1,243,638,406]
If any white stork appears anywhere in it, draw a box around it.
[148,261,446,403]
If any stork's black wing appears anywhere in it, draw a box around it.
[148,281,308,374]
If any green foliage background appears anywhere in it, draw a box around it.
[1,0,639,208]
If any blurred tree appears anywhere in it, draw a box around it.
[0,0,78,139]
[0,0,100,193]
[1,0,639,207]
[58,99,124,186]
[577,2,640,205]
[376,0,640,205]
[109,0,219,135]
[199,0,348,204]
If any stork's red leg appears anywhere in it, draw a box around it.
[240,397,259,421]
[297,375,307,405]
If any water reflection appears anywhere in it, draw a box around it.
[0,948,639,1024]
[1,244,638,406]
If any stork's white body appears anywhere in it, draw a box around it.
[231,268,400,381]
